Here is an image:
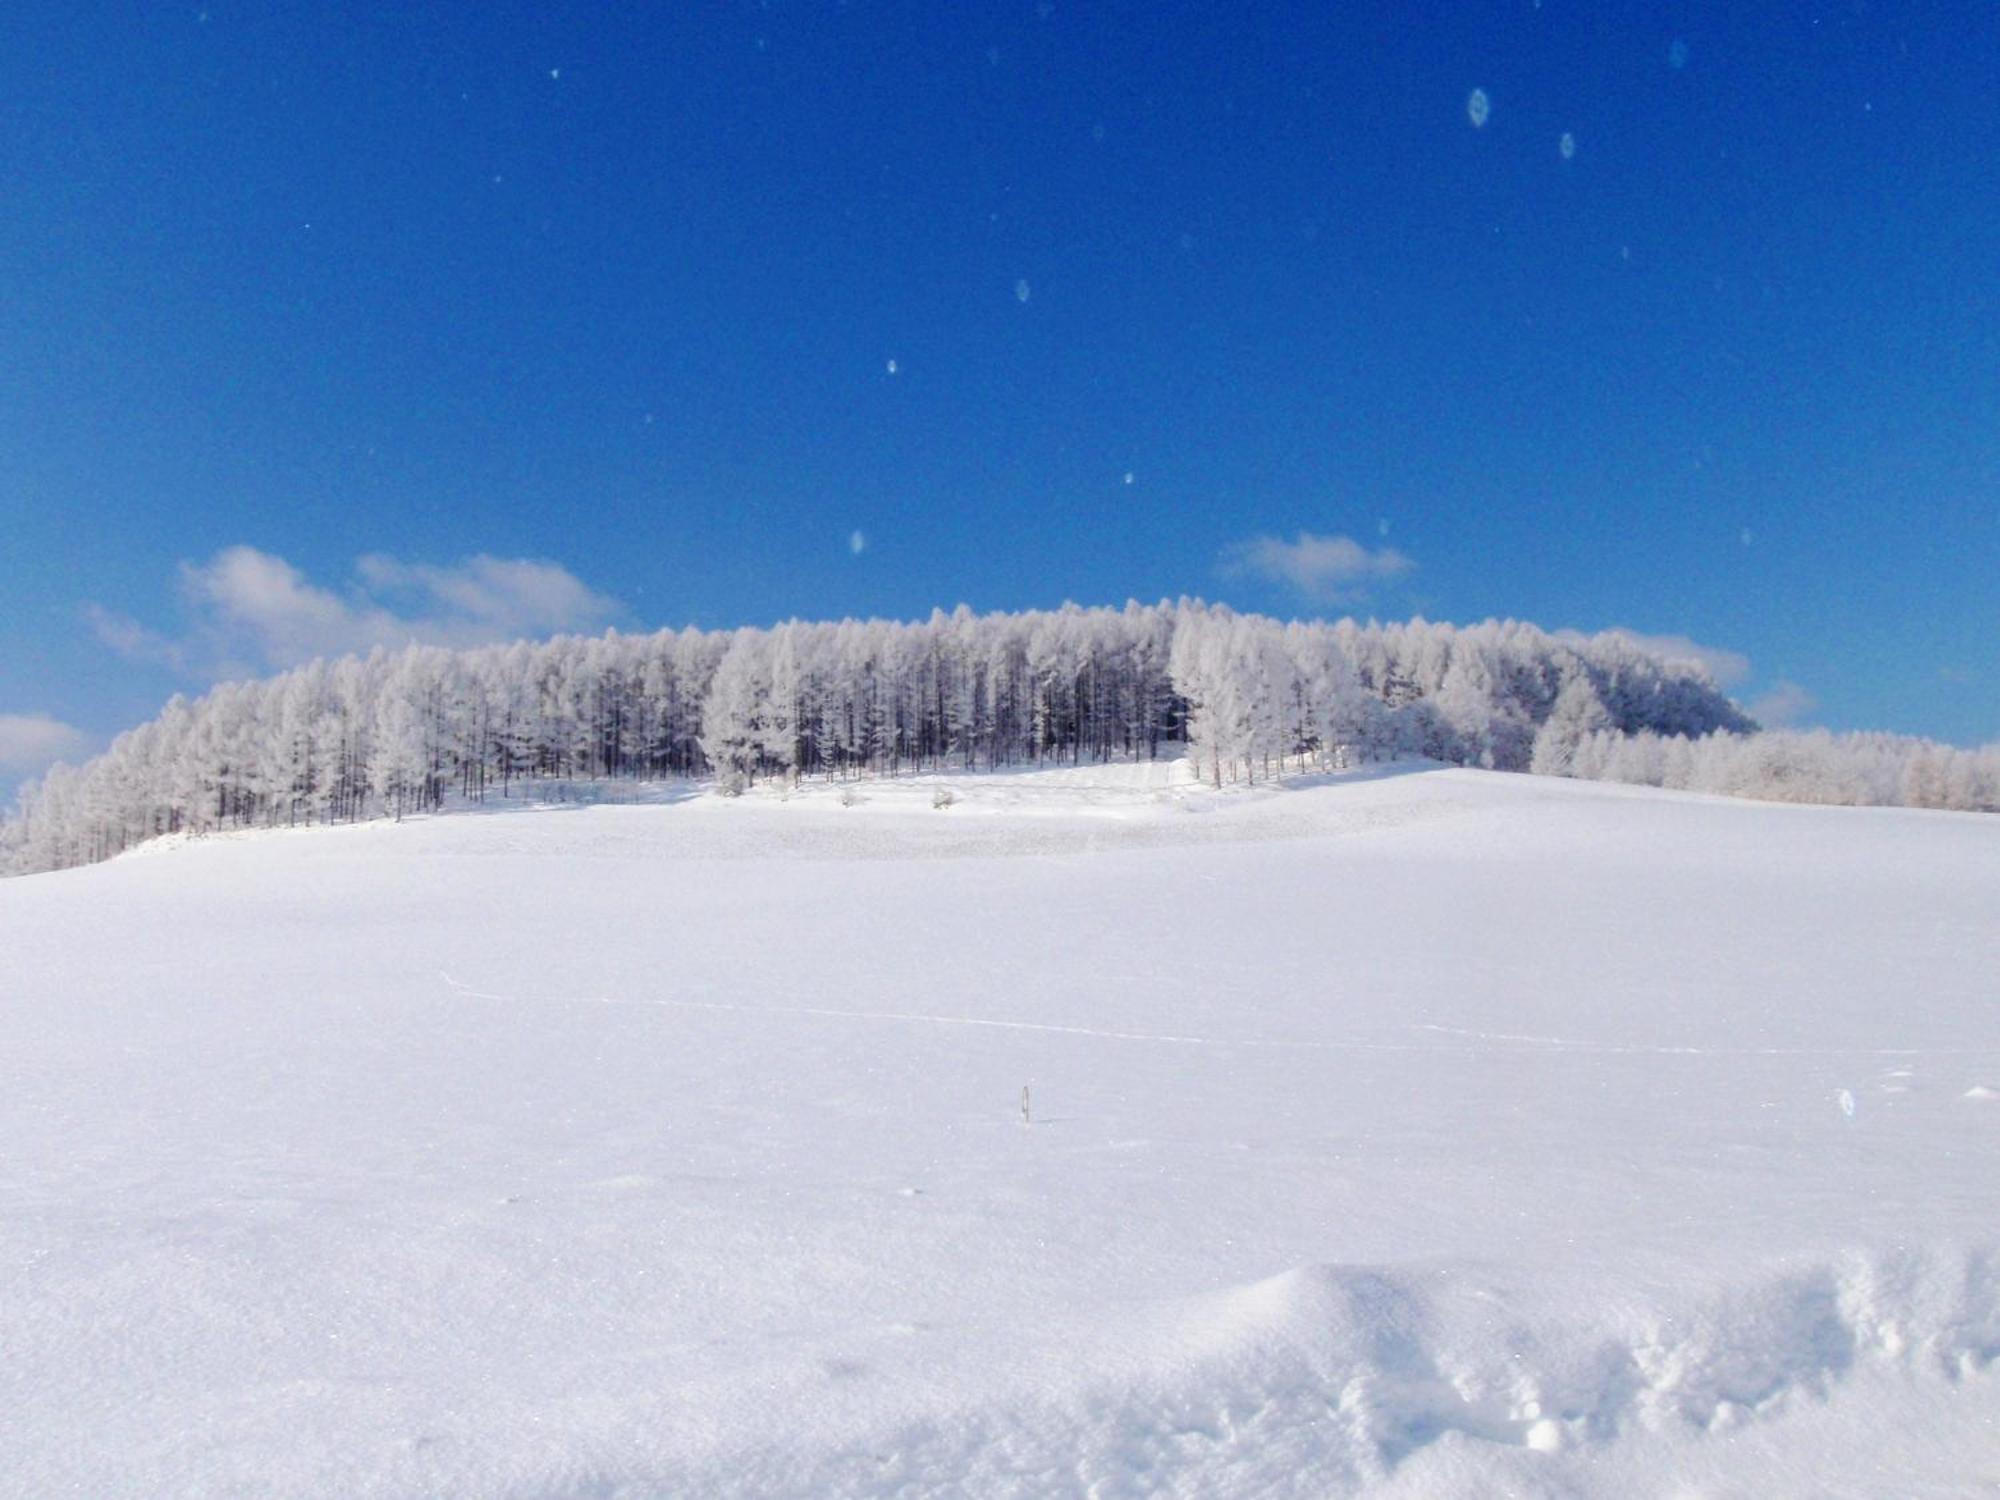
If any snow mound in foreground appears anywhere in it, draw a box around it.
[703,1247,2000,1498]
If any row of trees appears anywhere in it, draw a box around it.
[1532,716,2000,812]
[7,597,1942,877]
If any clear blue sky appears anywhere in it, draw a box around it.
[3,1,1995,783]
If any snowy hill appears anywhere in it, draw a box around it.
[4,762,1998,1497]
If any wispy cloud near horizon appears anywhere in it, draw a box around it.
[1563,627,1819,725]
[87,546,626,680]
[1579,628,1754,690]
[0,713,94,781]
[1220,530,1415,605]
[1747,680,1818,728]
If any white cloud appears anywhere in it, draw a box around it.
[179,547,362,666]
[352,554,620,638]
[83,603,189,672]
[0,714,94,778]
[849,530,867,556]
[1748,680,1817,728]
[1562,626,1816,719]
[88,546,625,677]
[1595,628,1753,689]
[1221,531,1414,604]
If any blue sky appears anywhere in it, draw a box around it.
[3,1,1995,785]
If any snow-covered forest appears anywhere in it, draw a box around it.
[4,602,1993,876]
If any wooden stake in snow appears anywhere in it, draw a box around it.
[1020,1085,1031,1126]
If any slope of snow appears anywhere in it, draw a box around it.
[3,763,1997,1497]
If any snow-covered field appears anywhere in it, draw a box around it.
[4,761,1997,1497]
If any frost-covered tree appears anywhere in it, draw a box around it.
[698,633,766,790]
[1169,610,1252,787]
[1530,677,1617,777]
[761,624,804,784]
[370,654,432,820]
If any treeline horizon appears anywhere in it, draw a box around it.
[3,601,1991,875]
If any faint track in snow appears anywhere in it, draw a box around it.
[438,970,1287,1049]
[1404,1021,2000,1060]
[435,973,2000,1061]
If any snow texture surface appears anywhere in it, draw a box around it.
[4,762,1998,1496]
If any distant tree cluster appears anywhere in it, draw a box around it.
[1165,610,1746,786]
[6,598,1906,878]
[1532,718,2000,812]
